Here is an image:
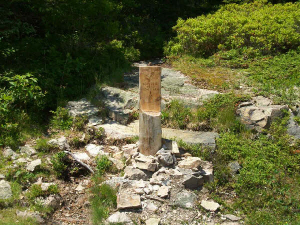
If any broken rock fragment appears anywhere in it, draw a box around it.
[182,175,205,189]
[124,166,148,181]
[157,186,170,198]
[178,157,202,170]
[134,154,158,172]
[200,200,220,211]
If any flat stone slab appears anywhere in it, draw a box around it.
[200,200,220,211]
[96,122,137,140]
[0,180,12,200]
[162,128,219,149]
[117,192,142,209]
[172,190,197,209]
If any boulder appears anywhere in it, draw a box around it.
[237,103,289,130]
[133,154,158,172]
[124,166,148,181]
[156,149,174,166]
[0,180,12,200]
[287,115,300,139]
[3,147,18,159]
[26,159,41,172]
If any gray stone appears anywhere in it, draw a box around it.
[178,157,202,170]
[146,218,160,225]
[156,149,174,166]
[173,190,197,208]
[162,128,219,149]
[182,175,205,189]
[201,200,220,211]
[26,159,41,172]
[48,136,69,150]
[107,212,132,224]
[85,144,106,157]
[252,96,273,106]
[73,152,90,161]
[287,115,300,139]
[66,98,100,118]
[124,166,148,180]
[16,210,44,223]
[109,157,125,170]
[97,122,137,140]
[0,180,12,199]
[228,161,241,174]
[134,154,158,172]
[0,174,5,180]
[146,202,158,212]
[224,214,241,221]
[3,147,18,159]
[20,145,36,156]
[103,177,129,189]
[15,158,28,164]
[122,144,138,158]
[42,194,62,210]
[117,192,142,209]
[40,183,56,191]
[237,104,289,130]
[157,186,169,198]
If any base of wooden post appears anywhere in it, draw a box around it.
[139,111,162,156]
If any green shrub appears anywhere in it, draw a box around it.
[96,155,112,176]
[165,2,300,58]
[50,107,73,130]
[72,116,88,131]
[35,138,53,152]
[51,151,68,178]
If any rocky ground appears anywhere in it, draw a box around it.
[1,61,299,225]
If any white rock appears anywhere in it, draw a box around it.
[201,200,220,211]
[157,186,169,198]
[26,159,41,171]
[224,214,241,221]
[16,210,44,223]
[3,147,18,159]
[41,183,55,191]
[134,188,144,195]
[146,202,158,212]
[15,158,28,164]
[117,192,142,209]
[178,157,202,170]
[113,151,124,160]
[152,185,160,191]
[0,180,12,199]
[0,174,5,180]
[73,152,90,161]
[146,218,160,225]
[75,183,85,192]
[107,212,132,224]
[20,145,36,156]
[109,157,125,170]
[85,144,105,157]
[144,188,151,195]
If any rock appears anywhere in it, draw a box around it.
[168,169,184,179]
[178,157,202,170]
[182,175,205,189]
[237,104,289,130]
[134,154,158,172]
[43,194,62,210]
[171,141,180,156]
[146,218,160,225]
[66,98,100,118]
[134,188,144,195]
[97,122,137,140]
[144,188,151,195]
[162,129,219,150]
[3,147,18,159]
[73,152,90,161]
[287,115,300,139]
[0,174,5,180]
[108,146,120,153]
[157,186,169,198]
[0,180,12,199]
[109,157,125,170]
[146,202,158,212]
[252,96,273,106]
[100,86,139,125]
[15,158,28,164]
[156,149,174,166]
[199,160,214,182]
[224,214,241,221]
[173,190,197,208]
[20,145,36,156]
[117,192,142,209]
[124,166,148,181]
[107,212,132,224]
[113,151,124,161]
[40,183,56,191]
[75,183,85,192]
[85,144,106,157]
[122,144,138,158]
[133,180,147,188]
[200,200,220,211]
[48,136,69,150]
[228,161,241,174]
[26,159,41,172]
[104,177,129,189]
[16,210,44,223]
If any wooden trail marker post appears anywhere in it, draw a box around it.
[139,66,162,155]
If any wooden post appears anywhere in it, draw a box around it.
[139,66,162,156]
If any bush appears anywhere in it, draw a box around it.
[51,152,68,178]
[50,107,73,131]
[96,155,113,176]
[165,2,300,58]
[35,138,53,153]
